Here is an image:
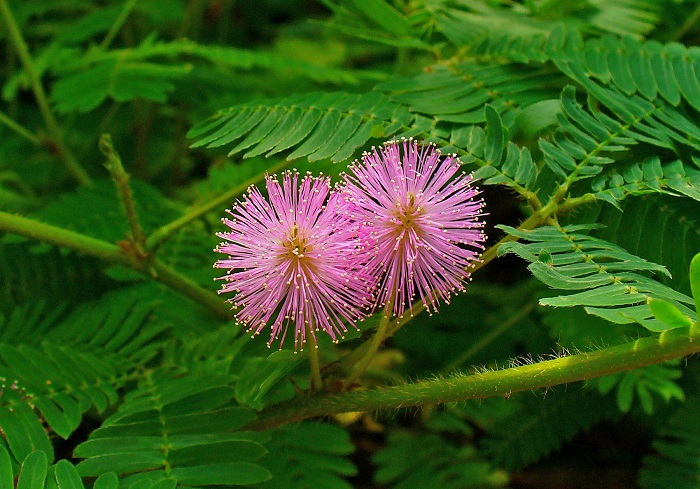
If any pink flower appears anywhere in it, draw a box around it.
[342,139,486,318]
[214,170,374,349]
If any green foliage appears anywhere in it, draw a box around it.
[481,387,620,471]
[638,393,700,489]
[374,430,508,488]
[74,369,271,487]
[0,447,110,489]
[255,422,357,489]
[499,224,697,331]
[1,0,700,487]
[592,363,685,415]
[188,91,414,162]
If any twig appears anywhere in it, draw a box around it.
[0,0,93,186]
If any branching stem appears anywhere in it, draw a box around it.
[0,211,231,318]
[0,0,92,186]
[100,134,147,251]
[100,0,138,50]
[343,300,395,386]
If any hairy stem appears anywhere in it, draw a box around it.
[0,211,231,318]
[100,0,138,50]
[0,0,92,187]
[247,322,700,430]
[146,159,290,251]
[100,134,147,251]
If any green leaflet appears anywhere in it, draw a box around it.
[256,422,357,489]
[374,430,508,488]
[591,157,700,209]
[591,196,700,296]
[74,369,270,486]
[188,91,414,162]
[49,37,372,113]
[593,362,685,415]
[498,224,697,332]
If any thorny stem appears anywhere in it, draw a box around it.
[146,159,291,251]
[0,211,231,319]
[100,134,148,251]
[99,0,138,50]
[247,321,700,430]
[0,0,93,187]
[305,324,323,391]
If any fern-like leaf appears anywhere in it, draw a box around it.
[499,224,697,331]
[0,342,123,463]
[591,157,700,209]
[255,422,356,489]
[591,196,700,295]
[188,91,414,162]
[374,429,508,488]
[50,36,375,113]
[592,362,685,415]
[74,369,271,486]
[376,61,558,125]
[481,387,619,471]
[471,26,700,112]
[3,448,118,489]
[638,393,700,489]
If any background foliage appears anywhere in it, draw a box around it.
[0,0,699,487]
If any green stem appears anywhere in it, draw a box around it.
[0,210,231,319]
[0,211,135,266]
[0,109,40,146]
[305,324,323,391]
[247,322,700,430]
[670,2,700,42]
[146,159,290,251]
[149,260,231,318]
[100,134,147,250]
[99,0,138,50]
[344,301,395,386]
[0,0,92,187]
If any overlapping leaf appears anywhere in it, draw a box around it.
[188,91,414,162]
[74,369,271,487]
[499,224,697,331]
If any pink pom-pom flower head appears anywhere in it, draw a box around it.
[342,139,486,318]
[214,170,374,350]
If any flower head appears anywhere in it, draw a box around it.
[342,139,486,318]
[214,170,374,349]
